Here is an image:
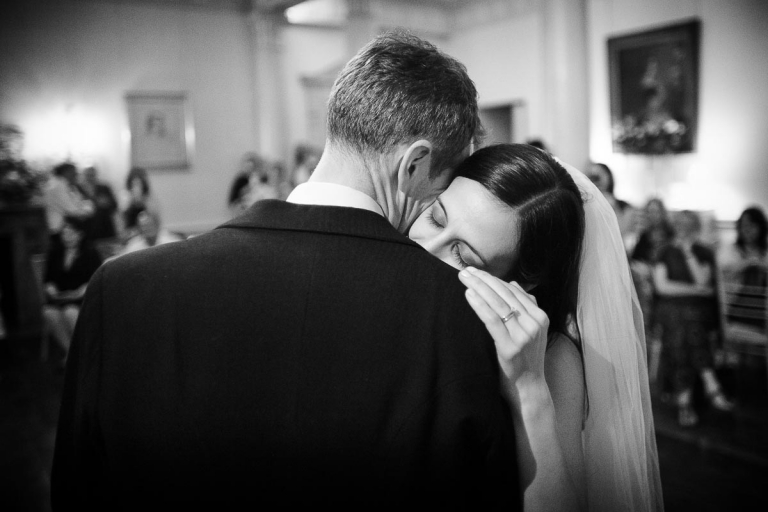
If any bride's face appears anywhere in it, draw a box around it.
[409,177,520,278]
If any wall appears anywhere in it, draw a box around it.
[0,0,256,232]
[588,0,768,220]
[5,0,766,228]
[446,12,544,147]
[280,24,346,164]
[447,0,591,168]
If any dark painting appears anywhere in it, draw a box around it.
[608,20,700,154]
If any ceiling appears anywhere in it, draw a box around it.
[85,0,467,14]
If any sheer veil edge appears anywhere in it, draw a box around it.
[560,161,664,512]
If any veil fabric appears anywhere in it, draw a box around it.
[560,161,664,512]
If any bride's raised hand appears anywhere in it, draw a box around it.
[458,266,550,404]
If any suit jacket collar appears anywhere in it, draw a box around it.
[218,199,421,249]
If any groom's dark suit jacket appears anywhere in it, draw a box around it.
[52,200,520,510]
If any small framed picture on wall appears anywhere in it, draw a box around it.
[126,92,193,170]
[608,19,700,155]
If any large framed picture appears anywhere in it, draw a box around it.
[126,92,193,170]
[608,20,700,154]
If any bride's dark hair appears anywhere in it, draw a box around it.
[456,143,585,341]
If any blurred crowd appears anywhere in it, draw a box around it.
[585,162,767,428]
[227,143,321,217]
[5,135,766,427]
[9,141,323,368]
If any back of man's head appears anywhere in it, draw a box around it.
[327,31,481,179]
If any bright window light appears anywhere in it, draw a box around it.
[285,0,347,26]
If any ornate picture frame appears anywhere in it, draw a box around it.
[126,92,193,170]
[608,20,700,154]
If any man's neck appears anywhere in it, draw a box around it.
[309,148,405,230]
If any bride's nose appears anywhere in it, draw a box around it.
[414,233,449,259]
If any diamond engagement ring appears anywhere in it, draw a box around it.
[501,307,520,323]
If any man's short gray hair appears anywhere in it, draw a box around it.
[327,30,483,178]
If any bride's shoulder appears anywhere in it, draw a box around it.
[546,333,583,370]
[545,333,586,434]
[545,333,585,397]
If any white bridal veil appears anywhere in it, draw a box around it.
[561,162,664,512]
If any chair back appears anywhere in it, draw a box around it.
[716,262,768,397]
[717,264,768,351]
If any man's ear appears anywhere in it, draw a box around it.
[397,140,433,197]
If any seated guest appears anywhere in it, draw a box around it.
[289,144,321,188]
[247,158,281,203]
[228,153,282,217]
[42,218,102,366]
[227,172,252,218]
[630,197,675,365]
[116,209,183,257]
[718,205,768,330]
[78,165,118,241]
[120,167,161,241]
[632,197,675,265]
[586,162,637,252]
[653,210,734,427]
[44,162,94,243]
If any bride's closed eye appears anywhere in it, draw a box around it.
[426,207,470,269]
[451,245,469,269]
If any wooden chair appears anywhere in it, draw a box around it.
[716,264,768,394]
[631,260,662,384]
[29,253,48,361]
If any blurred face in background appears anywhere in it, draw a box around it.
[739,214,761,246]
[129,177,144,200]
[62,168,79,186]
[61,223,82,249]
[586,164,610,195]
[645,200,666,227]
[83,167,97,184]
[137,211,159,244]
[674,212,700,242]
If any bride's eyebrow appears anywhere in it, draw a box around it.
[438,198,488,267]
[436,198,447,219]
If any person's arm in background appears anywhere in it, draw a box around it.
[58,184,95,219]
[101,184,119,213]
[653,260,712,297]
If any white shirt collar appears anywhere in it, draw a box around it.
[286,182,384,217]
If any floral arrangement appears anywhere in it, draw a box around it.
[612,115,689,155]
[0,124,47,205]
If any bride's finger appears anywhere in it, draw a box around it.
[459,268,526,321]
[460,267,529,319]
[464,288,524,353]
[461,269,549,337]
[505,281,550,327]
[504,281,542,316]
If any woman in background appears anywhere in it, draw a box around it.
[717,206,768,331]
[228,153,282,217]
[632,198,674,264]
[654,210,734,427]
[121,167,161,241]
[290,144,321,189]
[78,165,118,241]
[227,173,252,218]
[43,219,102,366]
[108,208,183,262]
[586,162,636,251]
[631,197,675,366]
